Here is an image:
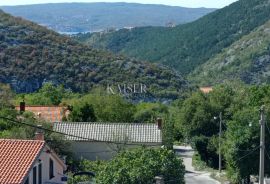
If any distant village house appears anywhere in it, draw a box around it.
[15,102,70,122]
[200,87,213,94]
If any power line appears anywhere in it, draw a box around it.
[266,122,270,137]
[264,123,270,161]
[46,140,116,154]
[0,116,162,147]
[237,147,260,152]
[221,119,227,128]
[0,116,100,142]
[266,149,270,161]
[237,146,260,162]
[76,150,115,154]
[0,116,118,152]
[164,177,184,183]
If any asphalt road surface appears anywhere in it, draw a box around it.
[185,172,220,184]
[174,146,220,184]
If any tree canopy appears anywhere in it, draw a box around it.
[76,147,185,184]
[176,83,270,182]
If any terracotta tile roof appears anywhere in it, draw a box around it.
[0,139,45,184]
[53,122,162,143]
[15,106,65,122]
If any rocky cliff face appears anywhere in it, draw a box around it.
[189,20,270,85]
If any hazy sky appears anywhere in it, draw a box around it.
[0,0,238,8]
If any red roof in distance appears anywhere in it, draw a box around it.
[15,106,69,122]
[200,87,213,94]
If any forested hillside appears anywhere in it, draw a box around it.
[78,0,270,75]
[1,3,215,33]
[189,20,270,85]
[0,10,189,100]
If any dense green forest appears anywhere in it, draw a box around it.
[15,83,174,123]
[175,82,270,183]
[76,0,270,75]
[0,10,190,101]
[1,3,215,33]
[189,20,270,85]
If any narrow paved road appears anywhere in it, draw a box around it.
[174,146,220,184]
[185,172,219,184]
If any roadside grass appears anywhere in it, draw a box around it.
[210,172,229,184]
[192,152,209,171]
[192,152,229,184]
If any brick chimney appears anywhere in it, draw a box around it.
[35,125,44,141]
[20,101,25,112]
[157,118,162,130]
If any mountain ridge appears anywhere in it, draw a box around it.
[1,3,215,33]
[78,0,270,75]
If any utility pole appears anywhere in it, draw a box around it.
[219,112,222,173]
[259,105,265,184]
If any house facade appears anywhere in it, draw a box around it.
[0,138,67,184]
[53,122,162,160]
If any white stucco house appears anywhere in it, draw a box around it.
[0,135,67,184]
[53,121,163,160]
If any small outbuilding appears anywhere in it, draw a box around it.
[53,121,162,160]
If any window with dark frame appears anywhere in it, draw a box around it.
[49,158,54,179]
[38,163,42,184]
[33,166,37,184]
[24,177,29,184]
